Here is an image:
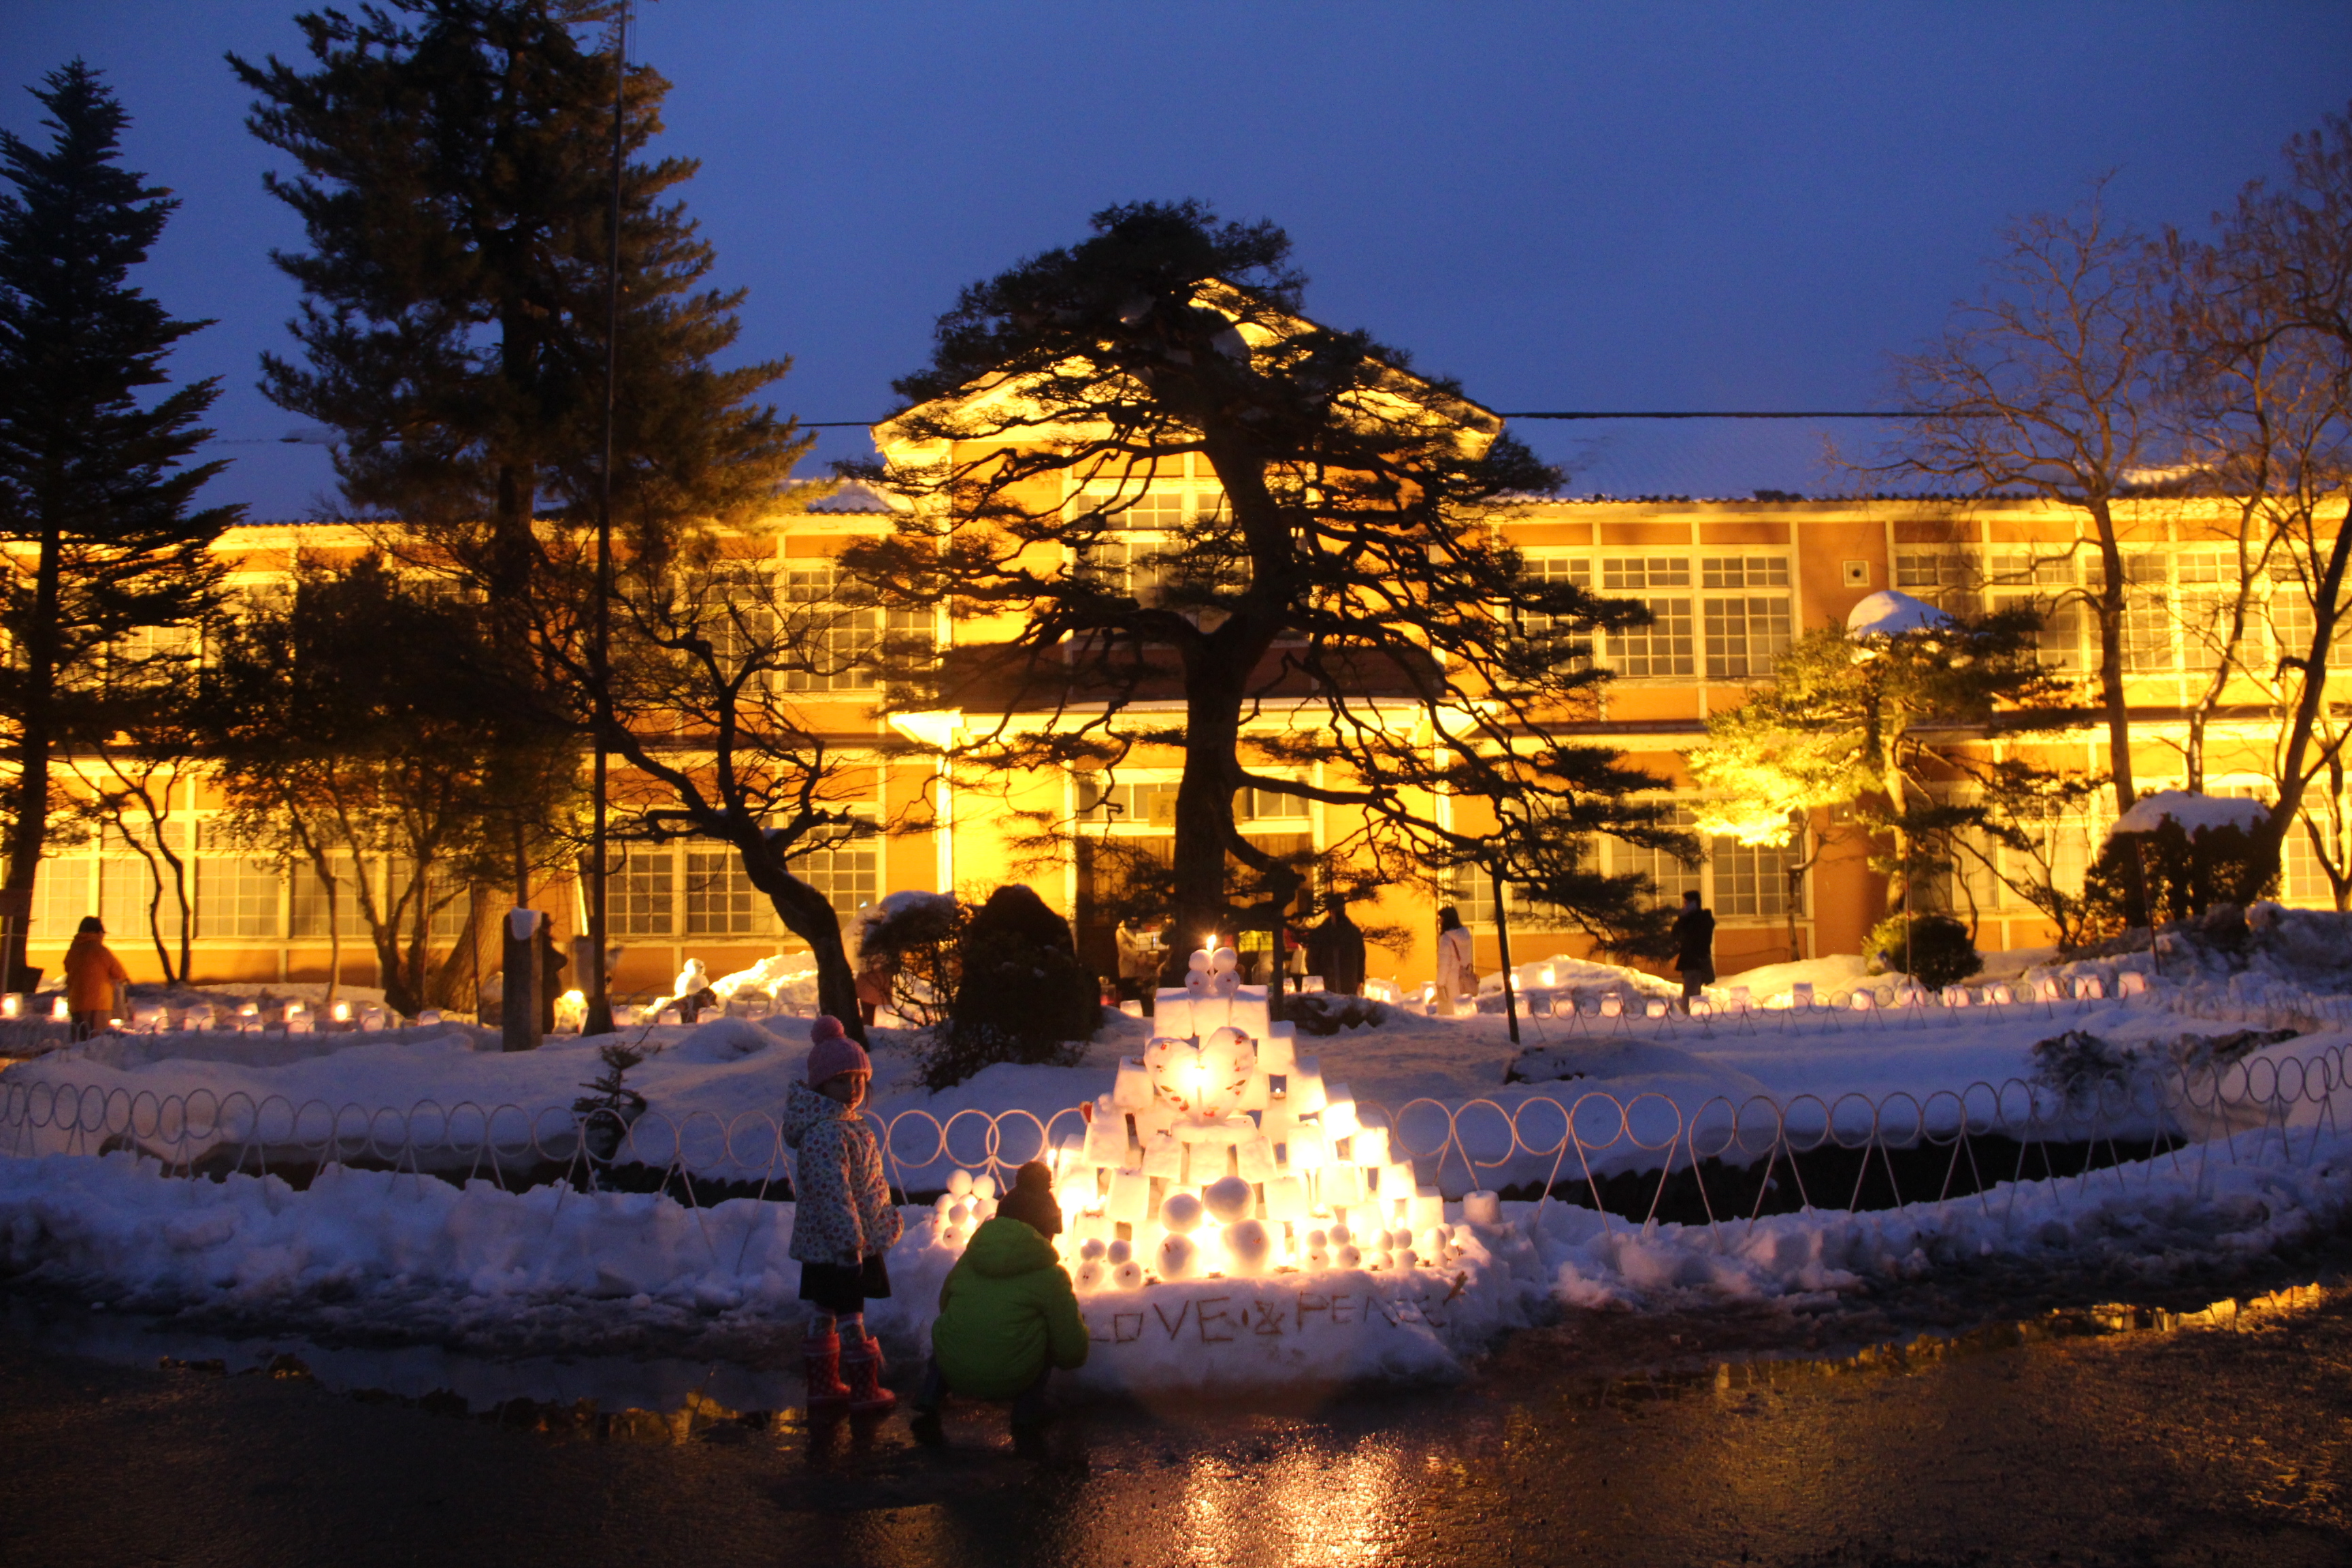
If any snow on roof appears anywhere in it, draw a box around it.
[1844,589,1950,638]
[2108,791,2271,840]
[802,478,906,514]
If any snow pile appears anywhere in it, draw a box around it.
[1845,589,1950,638]
[0,1152,1541,1392]
[3,1119,2345,1389]
[2107,790,2270,841]
[1533,1122,2352,1309]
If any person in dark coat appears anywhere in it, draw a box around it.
[1672,889,1716,1011]
[1304,905,1367,996]
[536,920,568,1033]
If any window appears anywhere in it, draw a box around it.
[2174,546,2240,671]
[1599,558,1694,676]
[685,843,774,937]
[29,857,95,941]
[1988,549,2085,670]
[291,857,369,938]
[1700,557,1792,680]
[2266,559,2317,668]
[1073,487,1226,531]
[1604,805,1701,906]
[2093,551,2174,672]
[1077,778,1180,827]
[1517,553,1594,668]
[1711,833,1803,919]
[781,564,928,693]
[1077,535,1179,606]
[198,853,282,939]
[612,848,675,938]
[789,823,880,923]
[1893,549,1980,613]
[1235,783,1309,823]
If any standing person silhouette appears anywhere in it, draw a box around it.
[63,917,128,1041]
[1435,904,1477,1017]
[1673,889,1716,1012]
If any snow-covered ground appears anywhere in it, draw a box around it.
[4,912,2349,1396]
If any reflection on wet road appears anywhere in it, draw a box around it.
[3,1277,2348,1567]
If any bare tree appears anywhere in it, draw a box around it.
[2169,108,2352,904]
[1869,189,2170,819]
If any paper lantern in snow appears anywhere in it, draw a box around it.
[1263,1175,1308,1224]
[1160,1191,1205,1234]
[1236,1134,1277,1183]
[1223,1219,1272,1276]
[1257,1024,1296,1076]
[1113,1260,1144,1290]
[1156,1232,1201,1281]
[1288,1057,1328,1115]
[1352,1125,1390,1166]
[1322,1164,1364,1209]
[1112,1057,1154,1109]
[1462,1190,1503,1226]
[1410,1188,1445,1230]
[1203,1175,1254,1224]
[1141,1133,1183,1179]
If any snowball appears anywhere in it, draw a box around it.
[946,1170,973,1197]
[1188,948,1213,974]
[1079,1238,1107,1262]
[1112,1260,1143,1290]
[1223,1219,1273,1276]
[932,1193,955,1219]
[1395,1247,1418,1271]
[971,1173,998,1201]
[1305,1228,1328,1250]
[1160,1192,1205,1233]
[1107,1238,1132,1266]
[1156,1232,1201,1281]
[1336,1244,1361,1269]
[1075,1259,1105,1290]
[947,1202,970,1228]
[1328,1223,1351,1247]
[1203,1175,1254,1224]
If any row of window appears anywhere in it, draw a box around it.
[1521,554,1793,679]
[1448,806,1808,927]
[1895,546,2328,676]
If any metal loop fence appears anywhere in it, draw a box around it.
[1,1036,2342,1242]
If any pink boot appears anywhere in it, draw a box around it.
[841,1337,896,1415]
[804,1328,851,1411]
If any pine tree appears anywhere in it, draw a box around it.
[845,201,1693,974]
[1686,603,2060,934]
[0,61,237,988]
[235,4,869,1027]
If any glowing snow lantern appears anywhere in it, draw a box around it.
[1223,1219,1273,1276]
[1155,1232,1201,1281]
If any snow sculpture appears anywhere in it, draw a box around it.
[904,971,1460,1296]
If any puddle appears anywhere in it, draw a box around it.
[9,1274,2336,1453]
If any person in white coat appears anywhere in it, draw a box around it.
[1435,904,1477,1017]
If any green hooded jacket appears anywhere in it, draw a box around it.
[932,1217,1090,1400]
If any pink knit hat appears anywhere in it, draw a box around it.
[806,1015,870,1086]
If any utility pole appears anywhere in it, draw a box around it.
[583,0,628,1037]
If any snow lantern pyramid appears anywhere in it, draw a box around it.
[1028,944,1455,1292]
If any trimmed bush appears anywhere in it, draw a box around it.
[917,885,1102,1090]
[2079,818,2273,942]
[1865,911,1982,990]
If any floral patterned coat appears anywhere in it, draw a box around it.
[781,1081,902,1267]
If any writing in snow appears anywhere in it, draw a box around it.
[1085,1278,1471,1346]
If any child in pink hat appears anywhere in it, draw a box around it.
[780,1014,902,1415]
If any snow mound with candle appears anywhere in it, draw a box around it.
[879,945,1549,1389]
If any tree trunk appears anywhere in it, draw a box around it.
[756,864,865,1043]
[3,521,63,992]
[2243,521,2352,902]
[2085,500,2137,813]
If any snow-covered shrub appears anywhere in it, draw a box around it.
[2029,1025,2299,1098]
[2078,800,2274,943]
[856,890,965,1030]
[1283,992,1390,1036]
[1865,912,1980,990]
[917,885,1100,1090]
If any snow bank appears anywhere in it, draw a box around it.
[4,1120,2345,1392]
[2108,790,2270,841]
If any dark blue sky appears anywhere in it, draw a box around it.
[7,2,2349,517]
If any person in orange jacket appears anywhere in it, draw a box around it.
[63,916,129,1041]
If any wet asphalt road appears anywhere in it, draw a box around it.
[1,1280,2348,1568]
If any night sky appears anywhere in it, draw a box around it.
[5,2,2348,519]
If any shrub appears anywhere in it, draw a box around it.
[856,891,965,1030]
[2078,818,2273,943]
[917,885,1102,1090]
[1865,911,1981,990]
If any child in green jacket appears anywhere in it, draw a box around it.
[911,1161,1088,1446]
